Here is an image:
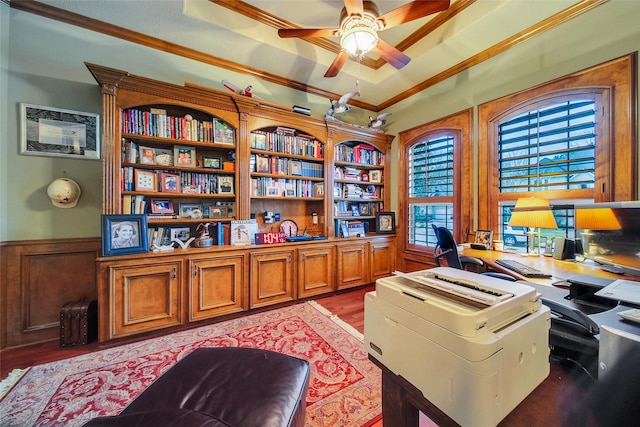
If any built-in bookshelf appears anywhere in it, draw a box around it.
[119,105,237,227]
[249,127,325,199]
[329,131,393,236]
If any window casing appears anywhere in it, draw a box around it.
[478,55,636,244]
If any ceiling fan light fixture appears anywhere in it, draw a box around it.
[340,26,378,57]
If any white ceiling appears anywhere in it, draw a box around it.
[36,0,587,109]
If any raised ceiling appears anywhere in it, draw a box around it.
[18,0,604,111]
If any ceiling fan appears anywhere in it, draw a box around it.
[278,0,450,78]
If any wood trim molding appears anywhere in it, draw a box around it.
[11,0,608,112]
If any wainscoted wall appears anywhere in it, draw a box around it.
[1,238,101,349]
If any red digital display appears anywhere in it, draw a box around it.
[255,232,286,245]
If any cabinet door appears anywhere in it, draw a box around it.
[336,241,369,290]
[370,237,396,282]
[108,261,182,340]
[189,254,247,322]
[298,245,335,298]
[250,249,295,308]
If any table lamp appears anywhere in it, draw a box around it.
[508,197,558,256]
[575,207,621,255]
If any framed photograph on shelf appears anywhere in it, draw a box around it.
[203,157,221,169]
[369,169,382,183]
[20,103,100,160]
[314,183,325,197]
[101,214,149,256]
[174,145,196,167]
[351,205,360,216]
[210,206,228,218]
[179,203,203,219]
[214,120,235,145]
[359,203,370,216]
[217,176,234,194]
[170,227,191,243]
[160,172,180,193]
[134,169,157,192]
[256,155,270,173]
[290,160,302,176]
[376,211,396,234]
[474,230,493,249]
[267,186,280,197]
[150,199,174,214]
[138,146,156,164]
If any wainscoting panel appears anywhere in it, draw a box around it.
[1,238,100,349]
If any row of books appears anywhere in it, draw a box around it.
[333,182,382,199]
[250,177,318,198]
[250,130,324,158]
[122,108,235,144]
[334,143,384,165]
[250,154,324,178]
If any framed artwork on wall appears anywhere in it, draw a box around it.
[20,103,100,160]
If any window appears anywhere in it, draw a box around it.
[498,99,596,193]
[398,109,473,260]
[478,55,636,245]
[408,135,455,247]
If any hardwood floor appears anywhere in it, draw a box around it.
[0,285,374,380]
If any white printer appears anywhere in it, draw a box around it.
[365,267,550,427]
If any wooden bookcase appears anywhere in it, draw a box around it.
[87,63,396,343]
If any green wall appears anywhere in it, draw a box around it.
[2,1,639,242]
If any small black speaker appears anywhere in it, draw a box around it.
[553,237,576,260]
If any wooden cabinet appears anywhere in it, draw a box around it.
[369,237,396,282]
[102,259,183,341]
[297,244,335,298]
[250,249,295,308]
[336,241,369,290]
[88,64,397,344]
[189,252,247,322]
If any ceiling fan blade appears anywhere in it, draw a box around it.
[344,0,364,16]
[377,0,450,30]
[278,28,338,38]
[373,39,411,69]
[324,50,350,78]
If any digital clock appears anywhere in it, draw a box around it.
[255,232,286,245]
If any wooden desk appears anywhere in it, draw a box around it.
[460,247,632,285]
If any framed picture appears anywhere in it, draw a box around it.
[314,183,325,197]
[256,155,270,173]
[474,230,493,249]
[359,203,370,216]
[160,172,180,193]
[101,214,149,256]
[351,205,360,216]
[138,146,156,164]
[218,176,234,194]
[210,206,228,218]
[179,203,203,219]
[174,145,196,167]
[203,157,221,169]
[369,169,382,183]
[285,188,296,197]
[20,103,100,160]
[134,169,157,192]
[376,211,396,234]
[170,227,191,242]
[290,160,302,176]
[150,199,174,214]
[267,186,280,196]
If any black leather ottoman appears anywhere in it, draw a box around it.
[84,347,311,427]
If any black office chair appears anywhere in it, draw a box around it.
[432,225,516,281]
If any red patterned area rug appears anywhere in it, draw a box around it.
[0,301,381,427]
